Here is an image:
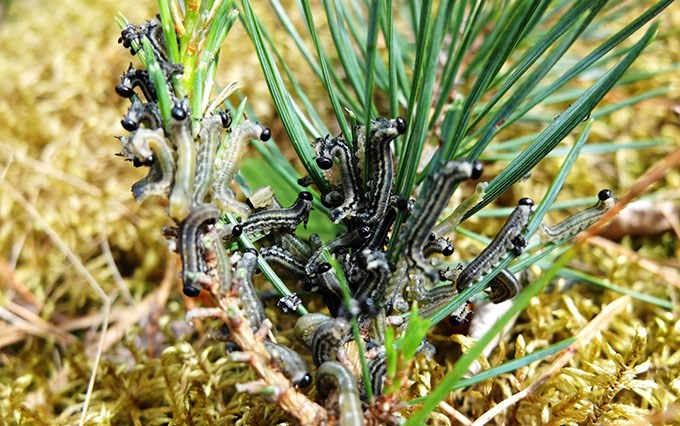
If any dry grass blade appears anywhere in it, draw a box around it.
[2,182,111,426]
[469,296,632,426]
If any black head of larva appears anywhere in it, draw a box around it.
[171,104,188,120]
[299,191,313,201]
[358,226,372,238]
[598,189,613,201]
[297,176,313,187]
[115,85,134,98]
[394,196,408,210]
[121,118,138,131]
[297,374,313,388]
[395,117,407,134]
[259,127,272,142]
[317,262,332,274]
[316,156,333,170]
[245,247,259,256]
[442,244,454,256]
[471,160,483,179]
[519,197,534,207]
[231,225,243,237]
[183,285,201,298]
[219,111,232,128]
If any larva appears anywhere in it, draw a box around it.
[279,233,313,262]
[116,63,157,102]
[193,111,230,205]
[540,189,615,243]
[351,249,391,306]
[262,340,312,388]
[367,353,387,396]
[168,100,197,221]
[314,262,345,317]
[432,181,488,237]
[294,313,332,349]
[359,118,406,226]
[410,277,456,304]
[382,258,410,313]
[315,361,364,426]
[311,317,351,366]
[121,98,162,131]
[239,191,313,240]
[211,120,271,216]
[230,250,266,331]
[259,245,308,280]
[178,203,220,297]
[120,128,176,203]
[314,136,362,222]
[246,185,276,210]
[456,198,534,293]
[119,18,168,65]
[305,226,372,276]
[423,235,454,258]
[400,160,482,283]
[485,268,520,303]
[359,194,409,252]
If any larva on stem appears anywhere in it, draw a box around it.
[178,203,221,297]
[168,99,197,221]
[315,361,364,426]
[120,128,176,203]
[211,119,271,216]
[193,111,230,204]
[456,198,534,293]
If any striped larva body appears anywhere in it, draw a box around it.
[211,120,271,216]
[240,191,313,239]
[313,263,345,317]
[315,361,364,426]
[315,136,362,222]
[168,100,196,221]
[231,250,266,331]
[120,128,176,203]
[279,233,313,262]
[246,185,277,210]
[485,268,520,303]
[259,245,308,280]
[359,195,408,252]
[360,117,406,225]
[193,112,229,204]
[383,258,410,312]
[178,204,221,297]
[367,353,387,396]
[116,63,157,101]
[433,181,488,238]
[311,317,351,366]
[456,198,534,292]
[262,340,312,388]
[351,249,391,305]
[295,313,332,349]
[400,160,481,283]
[212,226,233,295]
[305,226,371,276]
[411,278,456,304]
[540,189,615,243]
[121,98,162,131]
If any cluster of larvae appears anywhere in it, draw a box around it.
[115,17,616,425]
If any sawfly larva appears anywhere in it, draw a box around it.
[456,198,534,292]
